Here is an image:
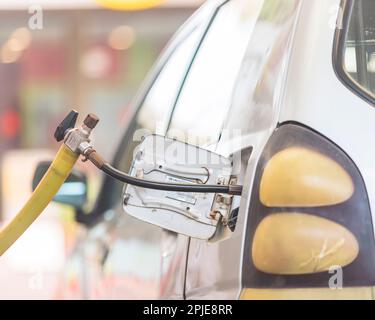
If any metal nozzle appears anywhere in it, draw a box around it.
[58,111,100,154]
[84,114,99,130]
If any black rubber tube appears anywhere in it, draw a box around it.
[101,163,240,195]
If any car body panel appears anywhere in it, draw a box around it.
[184,0,303,299]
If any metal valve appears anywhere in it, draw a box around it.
[55,110,100,155]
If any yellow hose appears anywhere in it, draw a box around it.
[0,144,79,256]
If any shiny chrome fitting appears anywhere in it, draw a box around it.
[78,141,93,155]
[64,128,91,154]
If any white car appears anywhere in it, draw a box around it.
[50,0,375,300]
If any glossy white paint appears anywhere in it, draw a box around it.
[185,0,304,299]
[279,0,375,234]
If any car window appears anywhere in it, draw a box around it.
[136,26,205,135]
[167,0,264,147]
[339,0,375,103]
[117,19,208,173]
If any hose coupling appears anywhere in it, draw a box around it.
[80,146,105,169]
[62,112,100,154]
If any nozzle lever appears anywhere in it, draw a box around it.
[54,110,79,142]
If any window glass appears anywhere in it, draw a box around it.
[343,0,375,98]
[117,17,206,173]
[167,0,264,147]
[137,26,205,134]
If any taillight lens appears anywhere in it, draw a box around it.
[259,147,354,207]
[241,123,375,299]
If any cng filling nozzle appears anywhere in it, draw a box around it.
[0,110,242,256]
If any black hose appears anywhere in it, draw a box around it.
[101,163,241,195]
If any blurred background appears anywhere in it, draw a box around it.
[0,0,203,299]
